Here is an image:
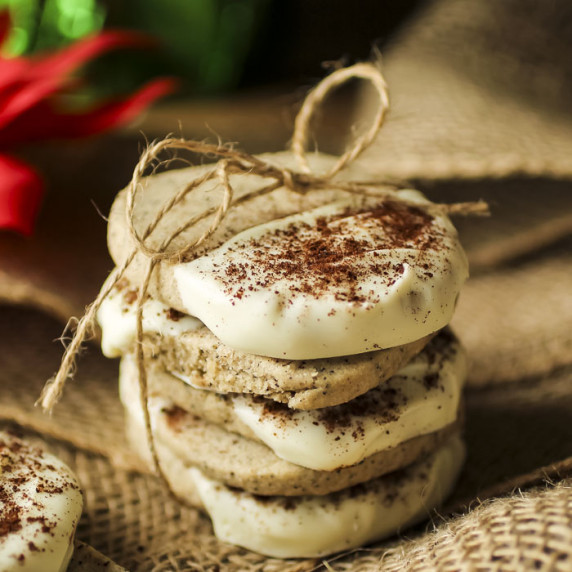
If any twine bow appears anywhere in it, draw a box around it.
[38,62,488,483]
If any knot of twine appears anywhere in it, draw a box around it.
[38,62,488,483]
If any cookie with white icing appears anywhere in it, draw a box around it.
[120,329,465,495]
[107,152,366,315]
[129,424,465,558]
[120,329,465,474]
[0,432,83,572]
[97,277,433,410]
[106,152,468,359]
[126,399,459,496]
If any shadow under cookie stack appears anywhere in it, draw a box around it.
[96,151,469,558]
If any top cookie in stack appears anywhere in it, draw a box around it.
[97,151,469,558]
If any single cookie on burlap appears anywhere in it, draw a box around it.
[0,431,84,572]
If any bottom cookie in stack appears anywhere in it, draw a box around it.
[118,330,467,558]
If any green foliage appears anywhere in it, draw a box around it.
[0,0,104,55]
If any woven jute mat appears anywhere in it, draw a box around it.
[357,0,572,182]
[1,237,572,570]
[2,0,572,568]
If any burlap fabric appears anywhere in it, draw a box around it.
[1,0,572,569]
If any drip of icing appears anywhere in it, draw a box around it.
[97,277,202,358]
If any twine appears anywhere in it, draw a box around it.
[38,62,488,484]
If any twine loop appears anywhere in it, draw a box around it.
[120,61,392,270]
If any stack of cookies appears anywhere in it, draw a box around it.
[97,153,468,558]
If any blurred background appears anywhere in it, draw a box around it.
[1,1,572,568]
[0,0,423,95]
[1,0,571,322]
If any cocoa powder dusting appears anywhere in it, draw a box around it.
[163,406,187,428]
[253,382,404,437]
[316,385,404,434]
[256,397,296,426]
[0,505,21,537]
[422,328,457,374]
[162,405,204,432]
[166,308,185,322]
[123,289,138,305]
[115,278,129,291]
[218,200,441,303]
[422,372,440,390]
[0,433,79,563]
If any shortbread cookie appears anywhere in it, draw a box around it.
[107,153,369,307]
[98,278,433,409]
[107,152,468,359]
[120,329,465,471]
[133,430,465,558]
[151,328,432,410]
[0,432,83,572]
[124,393,459,496]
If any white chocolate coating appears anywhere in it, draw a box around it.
[231,332,466,470]
[119,331,465,472]
[96,276,202,358]
[173,191,468,358]
[162,435,465,558]
[0,432,83,572]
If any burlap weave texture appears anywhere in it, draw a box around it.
[1,240,571,569]
[1,0,572,568]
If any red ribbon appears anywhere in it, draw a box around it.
[0,11,176,235]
